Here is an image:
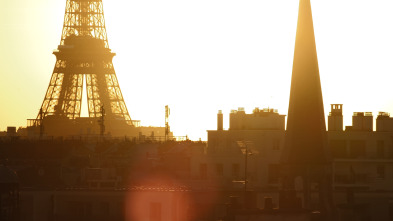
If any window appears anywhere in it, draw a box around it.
[150,203,161,221]
[268,164,280,184]
[273,139,280,150]
[199,163,207,179]
[67,201,91,217]
[377,140,385,158]
[115,202,124,218]
[99,202,109,215]
[377,165,385,179]
[388,203,393,221]
[184,158,191,172]
[330,140,347,158]
[349,140,366,158]
[85,168,102,180]
[216,164,223,176]
[85,202,92,217]
[389,146,393,159]
[232,163,240,178]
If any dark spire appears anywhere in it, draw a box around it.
[281,0,330,165]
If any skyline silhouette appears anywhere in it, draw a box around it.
[2,1,393,220]
[1,0,393,140]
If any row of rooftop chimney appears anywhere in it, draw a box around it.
[329,104,393,132]
[216,104,393,132]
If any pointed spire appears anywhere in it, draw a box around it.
[281,0,330,164]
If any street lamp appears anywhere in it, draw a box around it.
[236,141,258,195]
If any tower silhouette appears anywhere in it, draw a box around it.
[280,0,334,216]
[36,0,133,134]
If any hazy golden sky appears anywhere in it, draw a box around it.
[1,0,393,140]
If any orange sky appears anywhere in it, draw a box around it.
[1,0,393,140]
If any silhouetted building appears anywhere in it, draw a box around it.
[6,0,393,220]
[19,187,190,221]
[327,108,393,193]
[208,107,285,189]
[0,165,19,221]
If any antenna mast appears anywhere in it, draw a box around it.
[165,105,170,141]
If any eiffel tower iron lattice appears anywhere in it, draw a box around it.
[37,0,132,126]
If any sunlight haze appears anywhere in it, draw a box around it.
[1,0,393,140]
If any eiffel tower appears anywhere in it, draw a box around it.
[34,0,135,136]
